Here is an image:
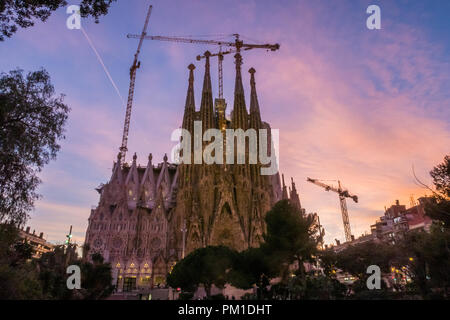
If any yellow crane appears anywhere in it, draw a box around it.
[307,178,358,242]
[119,4,153,162]
[127,33,280,100]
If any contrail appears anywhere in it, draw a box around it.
[80,26,125,106]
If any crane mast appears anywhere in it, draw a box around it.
[307,178,358,243]
[119,4,153,162]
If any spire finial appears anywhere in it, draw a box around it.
[188,64,195,84]
[133,152,137,162]
[148,153,153,162]
[163,153,168,162]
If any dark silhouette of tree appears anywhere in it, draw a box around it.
[0,69,69,225]
[0,223,43,299]
[332,241,401,298]
[335,242,399,281]
[430,155,450,198]
[78,253,114,300]
[167,246,237,299]
[398,226,450,299]
[0,0,117,41]
[38,248,114,299]
[426,156,450,227]
[263,200,322,281]
[228,247,274,299]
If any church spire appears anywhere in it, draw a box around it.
[281,174,288,200]
[182,64,196,132]
[249,68,262,130]
[199,51,214,131]
[289,177,302,210]
[232,53,248,130]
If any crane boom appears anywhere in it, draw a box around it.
[307,177,358,242]
[127,33,280,52]
[128,32,279,106]
[119,4,153,162]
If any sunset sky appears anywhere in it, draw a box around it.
[1,0,449,245]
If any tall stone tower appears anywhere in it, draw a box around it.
[175,52,281,254]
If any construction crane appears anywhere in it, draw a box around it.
[197,48,234,99]
[307,178,358,243]
[119,4,153,162]
[127,33,280,100]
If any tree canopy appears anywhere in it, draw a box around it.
[0,0,117,41]
[425,155,450,227]
[263,200,322,279]
[0,69,69,225]
[167,245,237,298]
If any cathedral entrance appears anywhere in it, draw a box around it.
[123,277,137,292]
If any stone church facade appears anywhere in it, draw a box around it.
[83,52,301,292]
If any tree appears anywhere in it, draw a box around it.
[0,0,117,41]
[78,254,115,300]
[263,200,322,281]
[38,248,114,300]
[0,223,43,299]
[0,69,69,225]
[167,246,237,299]
[335,242,399,280]
[333,241,401,298]
[398,226,450,299]
[430,155,450,198]
[228,247,274,299]
[425,155,450,227]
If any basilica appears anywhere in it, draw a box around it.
[83,52,301,292]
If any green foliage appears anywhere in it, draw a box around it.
[0,0,117,41]
[0,223,30,264]
[78,258,114,299]
[0,69,69,225]
[38,247,114,300]
[0,228,114,300]
[0,262,43,299]
[430,155,450,199]
[293,274,347,300]
[228,247,272,289]
[398,225,450,298]
[0,224,43,299]
[334,241,400,280]
[264,200,321,280]
[318,249,338,277]
[167,246,237,298]
[425,155,450,227]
